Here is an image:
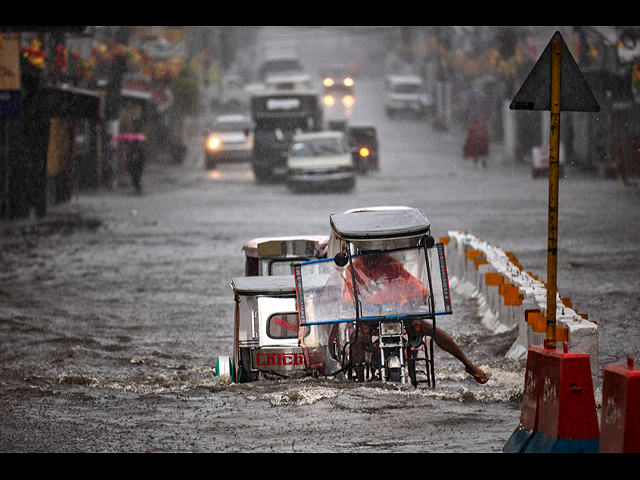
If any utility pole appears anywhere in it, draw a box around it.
[103,26,134,140]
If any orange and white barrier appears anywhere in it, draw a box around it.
[442,231,599,388]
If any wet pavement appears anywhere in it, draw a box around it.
[2,69,640,451]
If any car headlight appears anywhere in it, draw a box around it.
[208,138,220,149]
[343,77,354,87]
[359,147,370,158]
[323,78,334,87]
[380,322,402,336]
[343,95,354,107]
[323,95,335,106]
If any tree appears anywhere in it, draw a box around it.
[166,63,200,163]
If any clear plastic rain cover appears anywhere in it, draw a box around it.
[294,244,451,326]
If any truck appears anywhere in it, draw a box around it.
[250,90,323,182]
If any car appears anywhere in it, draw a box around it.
[220,74,249,109]
[286,131,356,192]
[204,115,253,170]
[321,65,356,108]
[384,75,433,118]
[322,65,356,94]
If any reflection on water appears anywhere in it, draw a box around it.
[207,164,255,182]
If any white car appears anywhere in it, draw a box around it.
[220,74,249,108]
[286,131,355,192]
[205,115,253,169]
[384,75,432,118]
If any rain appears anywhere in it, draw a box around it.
[1,26,639,453]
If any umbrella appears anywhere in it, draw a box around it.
[112,133,147,142]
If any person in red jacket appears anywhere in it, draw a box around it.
[332,252,489,384]
[463,111,489,168]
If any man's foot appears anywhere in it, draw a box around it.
[465,366,489,384]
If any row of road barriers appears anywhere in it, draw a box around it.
[442,231,599,390]
[443,231,640,453]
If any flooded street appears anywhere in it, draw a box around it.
[2,27,640,452]
[0,151,526,451]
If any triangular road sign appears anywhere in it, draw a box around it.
[510,31,600,112]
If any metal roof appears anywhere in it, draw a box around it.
[231,275,297,295]
[330,207,430,241]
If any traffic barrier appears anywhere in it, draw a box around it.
[444,231,598,390]
[599,356,640,453]
[502,345,545,453]
[504,343,600,453]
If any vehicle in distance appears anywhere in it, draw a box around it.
[384,75,433,118]
[204,114,253,170]
[286,130,356,192]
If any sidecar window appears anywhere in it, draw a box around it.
[268,312,303,339]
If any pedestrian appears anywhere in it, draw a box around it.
[126,141,146,195]
[463,111,489,168]
[102,136,117,190]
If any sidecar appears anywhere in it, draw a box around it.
[293,207,452,386]
[219,275,338,383]
[214,236,331,383]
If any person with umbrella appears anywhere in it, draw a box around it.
[113,133,147,195]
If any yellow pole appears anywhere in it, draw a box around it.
[546,36,562,349]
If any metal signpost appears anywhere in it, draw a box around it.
[510,31,600,349]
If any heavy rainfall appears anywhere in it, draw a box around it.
[1,26,639,453]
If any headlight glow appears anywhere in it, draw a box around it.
[359,147,370,158]
[323,78,334,87]
[343,77,354,87]
[343,95,354,107]
[323,95,335,106]
[208,138,220,149]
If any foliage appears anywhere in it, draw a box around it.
[19,38,45,78]
[170,64,200,117]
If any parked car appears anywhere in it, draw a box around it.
[384,75,433,118]
[286,130,356,192]
[204,115,253,170]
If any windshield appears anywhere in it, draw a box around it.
[294,245,452,326]
[212,121,250,132]
[291,137,347,157]
[392,83,422,94]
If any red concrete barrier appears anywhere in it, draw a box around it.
[599,356,640,453]
[504,343,599,452]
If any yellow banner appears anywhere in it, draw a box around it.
[0,33,21,90]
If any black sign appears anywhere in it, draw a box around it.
[510,31,600,112]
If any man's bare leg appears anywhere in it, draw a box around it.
[412,319,488,384]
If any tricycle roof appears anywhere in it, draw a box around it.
[231,275,297,296]
[330,207,430,241]
[242,236,328,259]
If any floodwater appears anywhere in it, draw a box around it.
[2,27,640,452]
[0,133,531,453]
